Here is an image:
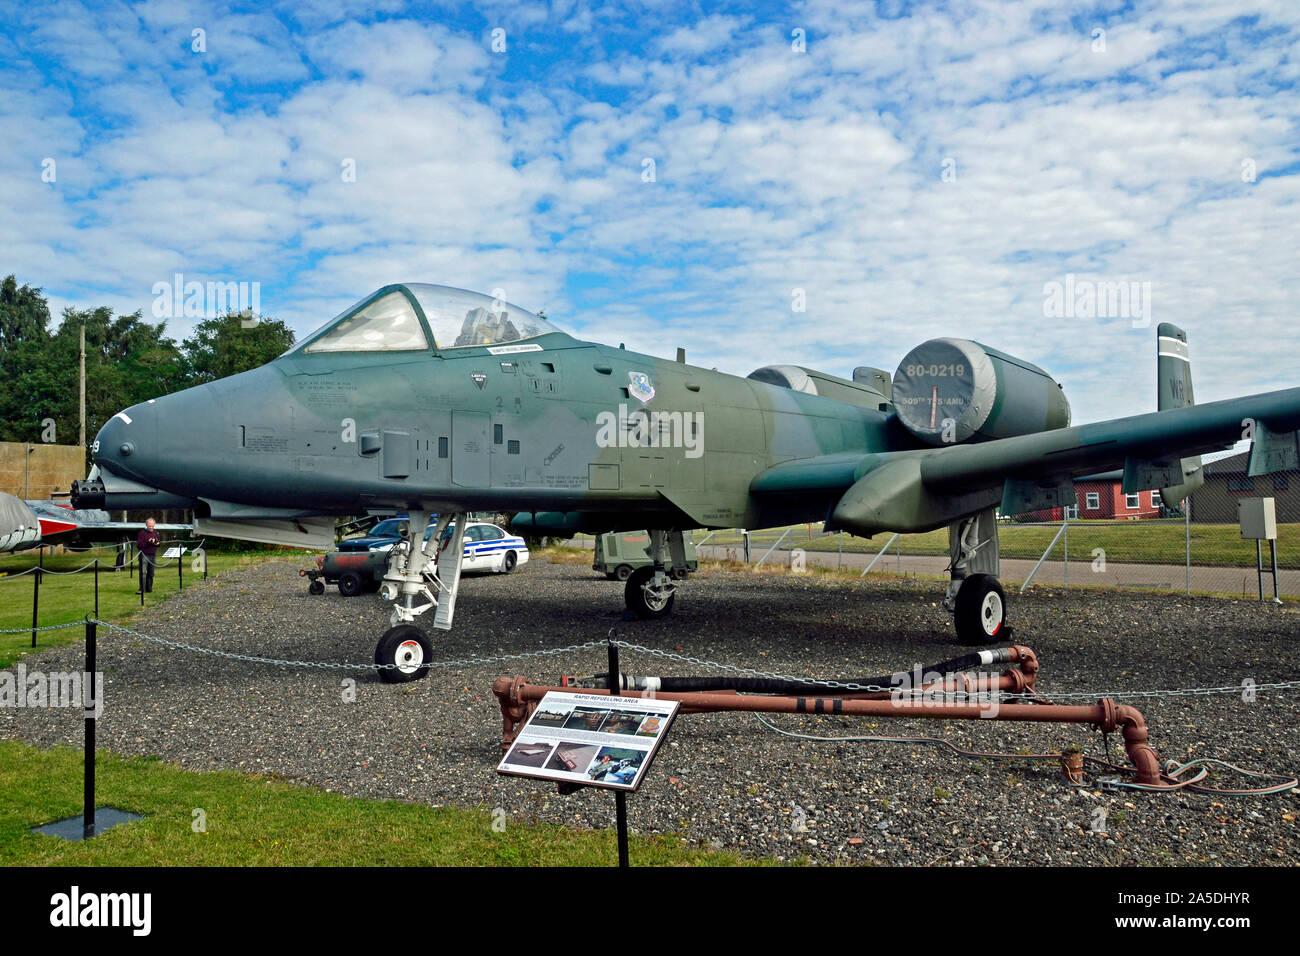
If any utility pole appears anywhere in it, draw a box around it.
[79,322,87,450]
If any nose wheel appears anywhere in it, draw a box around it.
[375,625,432,683]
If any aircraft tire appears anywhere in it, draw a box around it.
[671,566,689,581]
[308,580,325,596]
[954,573,1007,645]
[338,570,364,597]
[625,566,675,619]
[375,625,432,683]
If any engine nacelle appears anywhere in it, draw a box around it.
[892,338,1070,446]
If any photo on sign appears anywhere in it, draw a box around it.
[545,742,600,774]
[530,706,572,728]
[635,716,664,737]
[562,707,611,733]
[587,747,645,786]
[600,711,650,735]
[503,739,555,769]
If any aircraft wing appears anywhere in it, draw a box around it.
[22,500,193,546]
[751,385,1300,536]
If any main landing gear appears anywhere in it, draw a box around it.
[624,529,687,619]
[373,510,467,683]
[944,509,1007,644]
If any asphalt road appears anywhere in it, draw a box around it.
[691,543,1299,598]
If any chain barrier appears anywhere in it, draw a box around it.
[21,621,1285,701]
[0,565,43,580]
[0,557,130,580]
[91,619,609,671]
[0,621,84,635]
[19,560,101,576]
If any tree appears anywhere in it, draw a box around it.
[182,312,296,384]
[0,275,55,443]
[0,275,295,451]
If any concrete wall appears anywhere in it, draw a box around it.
[0,442,85,500]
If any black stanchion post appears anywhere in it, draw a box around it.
[31,566,40,648]
[94,559,99,618]
[84,619,96,839]
[139,554,144,606]
[608,638,629,868]
[178,544,183,590]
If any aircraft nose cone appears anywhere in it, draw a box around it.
[92,405,156,480]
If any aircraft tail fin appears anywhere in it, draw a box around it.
[1157,323,1203,506]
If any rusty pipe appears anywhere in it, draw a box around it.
[491,676,1168,787]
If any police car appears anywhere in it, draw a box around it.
[435,521,530,574]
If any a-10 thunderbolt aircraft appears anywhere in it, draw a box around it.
[70,283,1300,681]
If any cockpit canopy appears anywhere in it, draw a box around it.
[294,283,561,355]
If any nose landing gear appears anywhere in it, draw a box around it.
[374,511,466,683]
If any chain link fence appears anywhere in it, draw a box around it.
[574,462,1299,600]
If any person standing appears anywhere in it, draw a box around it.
[136,518,160,594]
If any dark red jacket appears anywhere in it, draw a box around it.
[137,529,160,556]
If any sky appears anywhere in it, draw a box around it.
[1,0,1297,426]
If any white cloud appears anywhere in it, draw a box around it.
[2,0,1298,428]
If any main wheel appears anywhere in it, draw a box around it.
[375,625,432,683]
[624,566,675,619]
[671,566,689,581]
[338,570,364,597]
[501,551,517,573]
[953,573,1007,645]
[308,579,325,596]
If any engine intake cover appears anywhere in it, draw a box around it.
[892,338,1070,445]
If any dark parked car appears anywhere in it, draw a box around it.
[336,517,408,552]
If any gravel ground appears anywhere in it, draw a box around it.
[4,557,1299,865]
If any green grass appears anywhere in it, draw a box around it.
[0,741,762,866]
[0,549,313,669]
[692,521,1300,569]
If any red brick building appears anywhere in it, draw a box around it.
[1074,477,1163,519]
[1014,472,1163,522]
